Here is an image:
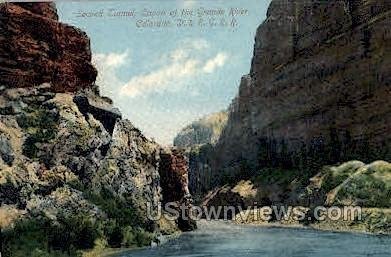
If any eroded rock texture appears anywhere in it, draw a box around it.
[0,2,195,239]
[0,2,97,92]
[173,112,228,196]
[159,149,197,231]
[159,149,190,203]
[215,0,391,177]
[0,85,161,229]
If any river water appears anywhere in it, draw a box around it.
[116,221,391,257]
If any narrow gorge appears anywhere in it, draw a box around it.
[0,0,390,256]
[175,0,391,233]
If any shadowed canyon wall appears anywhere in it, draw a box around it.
[213,0,391,180]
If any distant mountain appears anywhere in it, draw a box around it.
[174,111,228,148]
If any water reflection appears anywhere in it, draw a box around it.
[117,221,391,257]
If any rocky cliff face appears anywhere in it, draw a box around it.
[159,149,190,203]
[0,83,162,228]
[159,149,196,231]
[215,0,391,178]
[174,111,227,197]
[0,2,97,92]
[0,2,194,255]
[174,111,228,148]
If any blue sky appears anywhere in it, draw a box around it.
[57,0,271,145]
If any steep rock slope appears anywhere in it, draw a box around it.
[159,148,197,231]
[301,160,391,208]
[174,111,227,196]
[174,111,228,148]
[0,2,194,256]
[0,2,97,92]
[233,161,391,235]
[215,0,391,178]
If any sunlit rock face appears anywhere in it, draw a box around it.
[214,0,391,178]
[174,111,228,148]
[0,2,197,238]
[0,85,162,229]
[0,2,97,92]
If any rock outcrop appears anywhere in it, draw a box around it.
[300,160,391,208]
[159,149,190,203]
[187,144,215,196]
[0,2,97,92]
[0,85,161,227]
[159,148,196,231]
[214,0,391,179]
[174,111,227,196]
[326,161,391,207]
[174,111,228,148]
[0,2,195,255]
[201,183,250,219]
[73,94,122,134]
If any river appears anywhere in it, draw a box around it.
[116,221,391,257]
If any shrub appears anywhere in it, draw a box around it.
[321,161,364,192]
[337,174,391,207]
[82,190,156,248]
[1,218,74,257]
[2,188,155,256]
[48,214,100,251]
[83,189,141,227]
[17,106,59,162]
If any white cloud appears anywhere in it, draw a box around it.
[92,50,130,96]
[120,40,228,98]
[120,59,200,97]
[203,53,228,73]
[93,50,129,69]
[92,41,228,99]
[167,39,209,62]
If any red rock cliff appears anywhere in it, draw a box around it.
[0,2,97,92]
[159,148,196,231]
[159,149,190,203]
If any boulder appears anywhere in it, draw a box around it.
[73,95,122,134]
[0,133,14,165]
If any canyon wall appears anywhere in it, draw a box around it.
[0,3,194,254]
[159,149,197,231]
[174,112,227,196]
[0,2,97,92]
[214,0,391,178]
[174,111,228,148]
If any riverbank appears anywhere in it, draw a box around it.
[233,208,391,235]
[82,231,183,257]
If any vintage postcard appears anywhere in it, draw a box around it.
[0,0,390,256]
